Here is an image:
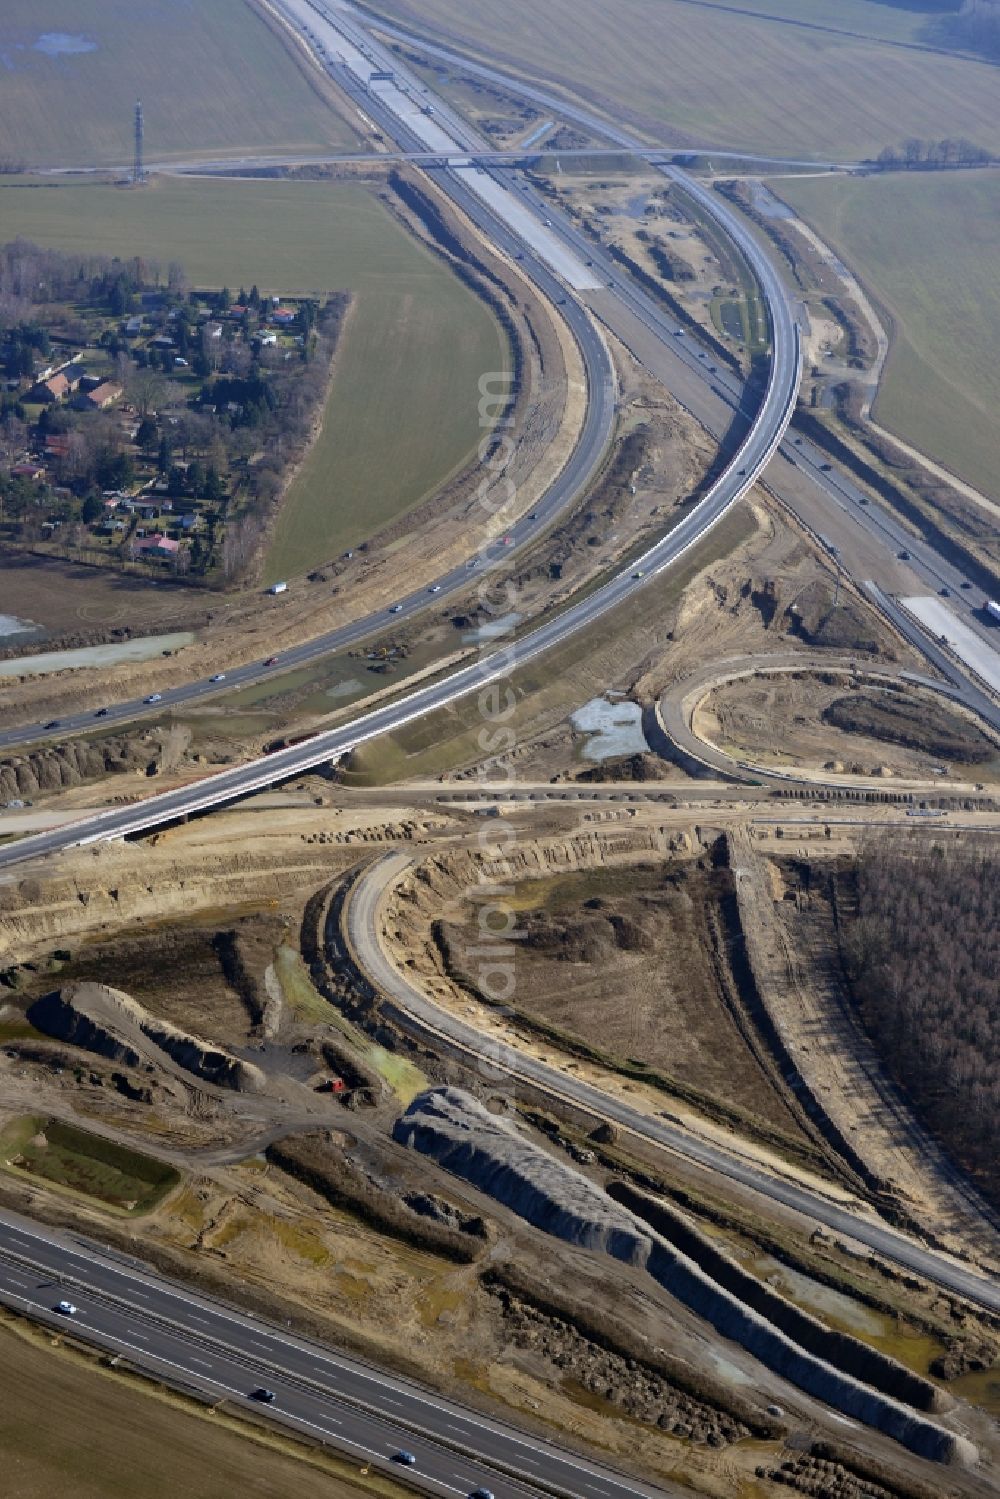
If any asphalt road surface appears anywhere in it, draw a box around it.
[0,1205,673,1499]
[0,352,796,872]
[6,18,995,769]
[0,5,804,866]
[333,2,1000,675]
[1,0,805,761]
[347,853,1000,1317]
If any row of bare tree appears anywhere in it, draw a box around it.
[842,838,1000,1205]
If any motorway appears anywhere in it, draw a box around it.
[0,1206,671,1499]
[0,353,797,872]
[0,150,618,752]
[5,14,998,771]
[0,1,804,863]
[336,2,1000,682]
[0,5,997,1485]
[347,852,1000,1317]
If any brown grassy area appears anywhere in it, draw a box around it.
[436,856,825,1168]
[777,170,1000,510]
[0,554,210,645]
[701,673,1000,778]
[0,1317,403,1499]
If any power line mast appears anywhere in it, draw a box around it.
[132,99,145,186]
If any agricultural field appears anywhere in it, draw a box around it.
[366,0,1000,159]
[0,1321,401,1499]
[0,0,357,169]
[0,174,507,582]
[776,170,1000,506]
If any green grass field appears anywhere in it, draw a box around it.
[0,0,356,168]
[367,0,1000,160]
[0,174,507,576]
[777,170,1000,506]
[0,1116,178,1213]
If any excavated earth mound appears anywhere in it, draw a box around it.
[395,1089,977,1467]
[29,982,266,1094]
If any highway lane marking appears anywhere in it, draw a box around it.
[3,1241,618,1495]
[0,8,794,852]
[1,1233,651,1498]
[0,1282,470,1496]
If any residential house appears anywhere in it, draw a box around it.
[57,365,85,393]
[10,462,46,481]
[84,381,123,411]
[132,533,179,558]
[43,434,73,461]
[31,372,70,403]
[271,307,297,325]
[124,316,144,337]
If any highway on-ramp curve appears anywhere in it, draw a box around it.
[0,178,616,755]
[0,314,799,873]
[1,0,803,765]
[0,6,803,868]
[0,1205,673,1499]
[347,852,1000,1318]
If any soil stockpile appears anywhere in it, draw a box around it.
[609,1180,941,1412]
[29,982,266,1094]
[0,728,189,801]
[823,688,993,764]
[395,1089,976,1465]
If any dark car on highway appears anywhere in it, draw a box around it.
[251,1387,276,1404]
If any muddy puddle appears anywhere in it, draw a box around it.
[571,695,647,761]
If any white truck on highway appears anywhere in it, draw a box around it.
[985,599,1000,624]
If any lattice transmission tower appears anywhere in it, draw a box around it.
[132,100,145,185]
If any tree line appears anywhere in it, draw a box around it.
[945,0,1000,58]
[870,137,992,171]
[841,837,1000,1206]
